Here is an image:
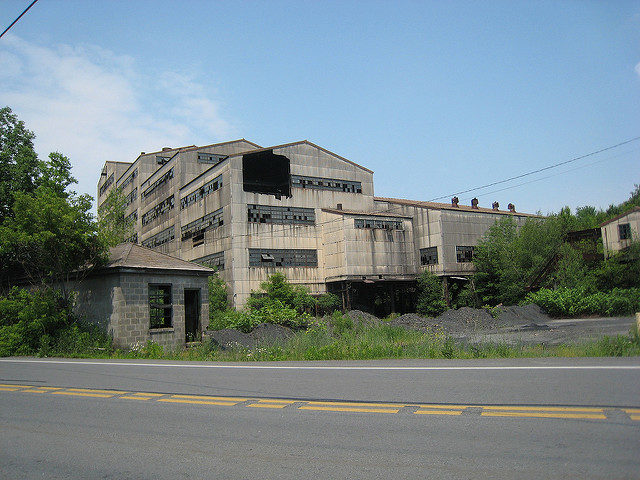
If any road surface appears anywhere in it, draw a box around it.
[1,357,639,479]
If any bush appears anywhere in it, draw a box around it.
[208,273,228,317]
[416,270,447,317]
[525,287,640,317]
[316,293,340,315]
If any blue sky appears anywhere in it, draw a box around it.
[1,0,638,214]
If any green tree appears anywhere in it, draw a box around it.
[208,272,228,314]
[0,106,41,223]
[97,188,134,246]
[415,270,447,317]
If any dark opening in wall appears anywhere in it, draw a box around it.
[242,150,291,199]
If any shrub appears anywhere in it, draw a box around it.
[525,287,640,317]
[316,293,340,315]
[416,270,447,317]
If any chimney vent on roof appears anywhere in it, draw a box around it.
[471,198,479,209]
[492,201,499,210]
[508,203,516,212]
[162,147,171,151]
[336,203,343,210]
[451,196,459,207]
[140,152,145,155]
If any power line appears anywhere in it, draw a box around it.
[0,0,39,39]
[428,135,640,202]
[466,147,640,202]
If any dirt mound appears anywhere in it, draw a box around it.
[250,323,295,343]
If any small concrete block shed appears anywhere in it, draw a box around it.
[74,243,214,349]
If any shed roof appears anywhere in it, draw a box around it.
[600,206,640,227]
[107,244,215,273]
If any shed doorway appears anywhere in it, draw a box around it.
[184,289,200,342]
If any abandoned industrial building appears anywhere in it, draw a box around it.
[97,139,539,317]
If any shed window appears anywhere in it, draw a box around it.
[149,285,172,329]
[618,223,631,240]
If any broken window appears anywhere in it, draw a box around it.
[354,218,403,230]
[149,284,172,329]
[156,155,171,165]
[126,233,138,244]
[180,174,222,209]
[249,248,317,267]
[142,167,174,199]
[141,195,175,226]
[124,187,137,207]
[291,175,362,193]
[99,174,114,197]
[247,204,315,225]
[197,152,227,165]
[142,226,175,249]
[618,223,631,240]
[181,208,224,241]
[194,251,225,270]
[420,247,438,265]
[242,150,291,199]
[125,211,138,223]
[456,246,475,263]
[119,168,137,189]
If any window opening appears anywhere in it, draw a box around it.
[180,174,222,209]
[99,173,114,197]
[142,226,175,249]
[618,223,632,240]
[456,246,475,263]
[141,195,175,226]
[242,150,291,199]
[249,248,317,267]
[120,169,138,189]
[197,152,227,165]
[354,218,403,230]
[420,246,438,265]
[247,204,315,225]
[142,167,174,198]
[291,174,362,193]
[194,251,225,270]
[181,208,224,241]
[149,284,172,329]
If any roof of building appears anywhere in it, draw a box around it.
[374,196,542,217]
[107,243,215,273]
[321,208,412,218]
[224,140,374,174]
[600,206,640,227]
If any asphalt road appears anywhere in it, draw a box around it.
[1,357,639,479]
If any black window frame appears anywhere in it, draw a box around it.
[149,284,172,329]
[456,245,475,263]
[420,246,438,265]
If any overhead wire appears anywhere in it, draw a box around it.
[0,0,39,39]
[428,135,640,201]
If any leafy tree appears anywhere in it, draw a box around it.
[0,107,41,223]
[415,270,447,317]
[208,272,228,314]
[97,188,134,246]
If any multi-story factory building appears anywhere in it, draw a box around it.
[98,139,538,314]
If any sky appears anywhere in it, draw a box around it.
[1,0,639,215]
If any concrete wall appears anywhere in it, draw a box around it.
[601,210,640,256]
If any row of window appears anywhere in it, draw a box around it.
[248,204,315,225]
[419,246,477,265]
[120,168,137,190]
[194,251,225,270]
[142,167,174,199]
[291,175,362,193]
[141,195,175,226]
[456,245,475,263]
[354,218,403,230]
[99,173,114,197]
[124,187,137,207]
[197,152,227,165]
[142,226,175,249]
[125,211,138,223]
[180,175,222,210]
[181,208,224,241]
[249,248,318,267]
[156,155,171,166]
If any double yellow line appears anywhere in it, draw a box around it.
[1,383,637,421]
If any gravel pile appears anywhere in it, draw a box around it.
[346,310,382,327]
[208,323,294,350]
[493,304,552,327]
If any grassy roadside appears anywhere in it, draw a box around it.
[39,321,640,361]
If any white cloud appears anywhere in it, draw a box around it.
[0,34,236,204]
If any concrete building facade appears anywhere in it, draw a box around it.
[98,139,538,313]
